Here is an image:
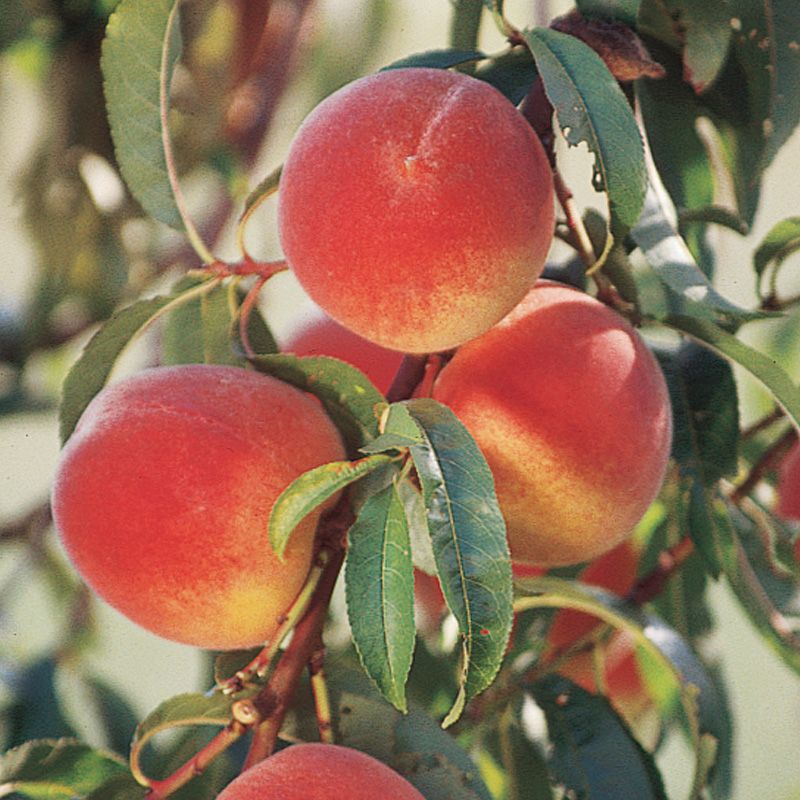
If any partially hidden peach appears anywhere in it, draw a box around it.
[216,743,425,799]
[278,67,555,354]
[432,280,672,567]
[282,313,404,395]
[51,364,345,650]
[777,442,800,523]
[545,540,652,725]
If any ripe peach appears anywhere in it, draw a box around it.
[51,365,345,650]
[278,67,555,354]
[216,743,425,799]
[432,280,672,566]
[282,313,404,395]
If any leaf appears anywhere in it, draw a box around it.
[495,702,555,800]
[657,341,739,484]
[661,1,732,92]
[403,398,513,726]
[664,314,800,433]
[269,454,393,558]
[361,402,424,454]
[530,675,668,800]
[162,276,278,366]
[345,481,416,712]
[85,773,148,800]
[577,0,641,25]
[249,353,384,453]
[522,27,646,242]
[753,216,800,298]
[283,665,493,800]
[474,48,538,105]
[102,0,183,229]
[58,279,220,443]
[678,206,749,236]
[515,577,726,797]
[381,48,487,71]
[241,164,282,220]
[728,0,800,169]
[718,501,800,675]
[131,691,245,760]
[0,739,128,799]
[632,181,768,323]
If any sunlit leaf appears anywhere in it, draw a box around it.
[269,454,393,558]
[101,0,183,228]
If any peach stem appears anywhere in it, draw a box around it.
[729,427,797,506]
[309,642,335,744]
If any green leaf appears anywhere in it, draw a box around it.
[403,398,513,726]
[474,48,538,105]
[577,0,641,25]
[0,0,30,51]
[728,0,800,169]
[101,0,183,228]
[658,341,739,485]
[361,402,424,454]
[284,665,493,800]
[345,481,416,712]
[678,206,749,236]
[381,48,487,72]
[654,340,739,577]
[718,501,800,675]
[85,773,148,800]
[0,739,128,799]
[753,216,800,299]
[241,164,282,220]
[495,703,555,800]
[522,27,646,240]
[530,675,668,800]
[632,182,768,323]
[162,277,278,366]
[515,577,725,797]
[269,454,393,558]
[661,1,732,92]
[664,314,800,433]
[249,353,384,453]
[58,279,220,443]
[132,692,243,753]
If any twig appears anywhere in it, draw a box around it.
[308,642,335,744]
[741,407,785,440]
[625,535,696,606]
[729,427,797,506]
[386,354,429,403]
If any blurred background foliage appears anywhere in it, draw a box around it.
[1,1,800,799]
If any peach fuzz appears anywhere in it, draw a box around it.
[432,281,672,567]
[216,743,425,799]
[282,313,404,395]
[278,67,554,354]
[51,364,345,650]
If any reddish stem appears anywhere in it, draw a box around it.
[625,535,696,606]
[730,427,797,506]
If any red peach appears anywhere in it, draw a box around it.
[432,280,672,567]
[777,442,800,523]
[278,67,554,354]
[282,313,404,395]
[51,365,345,650]
[216,743,425,799]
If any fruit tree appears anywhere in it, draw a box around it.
[1,2,800,799]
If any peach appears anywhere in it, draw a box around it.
[544,540,649,721]
[278,67,555,354]
[432,280,672,566]
[51,365,345,650]
[282,313,404,395]
[216,743,425,799]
